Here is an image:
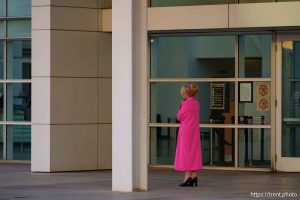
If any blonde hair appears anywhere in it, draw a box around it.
[181,84,199,97]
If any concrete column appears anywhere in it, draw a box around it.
[112,0,148,192]
[31,0,112,172]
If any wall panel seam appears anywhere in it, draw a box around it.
[33,5,98,10]
[32,76,100,79]
[97,0,100,168]
[33,123,100,126]
[31,29,99,32]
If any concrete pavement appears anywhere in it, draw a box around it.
[0,164,299,200]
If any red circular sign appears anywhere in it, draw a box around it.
[259,98,269,111]
[259,85,268,97]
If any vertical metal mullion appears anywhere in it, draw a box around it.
[2,72,6,159]
[4,32,6,82]
[2,1,7,159]
[147,37,151,164]
[3,124,6,160]
[3,0,7,160]
[234,35,239,168]
[148,127,151,164]
[3,80,6,160]
[271,32,277,171]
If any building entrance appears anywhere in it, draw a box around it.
[149,34,273,170]
[276,34,300,172]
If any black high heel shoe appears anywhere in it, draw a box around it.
[189,177,198,187]
[179,177,192,187]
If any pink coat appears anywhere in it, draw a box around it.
[174,97,202,171]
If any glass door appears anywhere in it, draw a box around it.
[276,35,300,172]
[149,35,236,168]
[149,34,273,170]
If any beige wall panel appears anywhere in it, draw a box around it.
[102,9,112,32]
[33,0,97,7]
[98,124,112,169]
[51,6,98,31]
[50,125,98,171]
[32,30,51,77]
[276,158,300,172]
[148,5,228,31]
[98,32,112,77]
[32,0,51,6]
[51,0,97,8]
[51,31,98,77]
[98,0,112,9]
[51,78,98,124]
[32,77,51,124]
[229,2,300,28]
[98,78,112,123]
[31,125,51,172]
[32,6,50,30]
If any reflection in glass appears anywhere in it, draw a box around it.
[150,127,178,165]
[151,36,235,78]
[7,125,31,160]
[238,129,271,168]
[7,83,31,121]
[0,0,5,17]
[0,125,3,160]
[239,35,271,78]
[282,41,300,157]
[7,41,31,79]
[238,81,271,125]
[7,0,31,17]
[201,128,235,166]
[0,21,4,38]
[0,41,3,79]
[150,127,234,167]
[7,20,31,38]
[0,84,3,120]
[150,0,235,7]
[282,125,300,157]
[151,82,235,124]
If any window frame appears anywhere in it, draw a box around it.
[0,0,31,161]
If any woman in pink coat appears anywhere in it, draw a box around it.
[175,84,202,187]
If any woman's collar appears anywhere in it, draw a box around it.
[186,96,196,100]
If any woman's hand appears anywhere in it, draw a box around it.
[179,102,183,110]
[179,97,187,108]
